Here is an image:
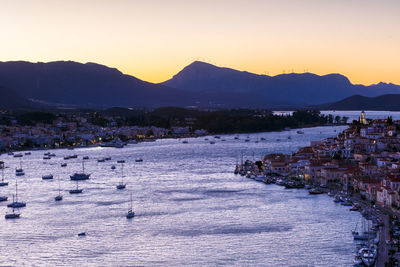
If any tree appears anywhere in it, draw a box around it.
[334,116,341,124]
[387,116,393,125]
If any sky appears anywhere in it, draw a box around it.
[0,0,399,85]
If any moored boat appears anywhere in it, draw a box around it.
[7,179,26,208]
[309,188,323,195]
[126,192,135,219]
[69,181,83,194]
[42,174,54,180]
[116,163,126,190]
[55,177,63,201]
[70,161,90,180]
[0,165,8,186]
[5,206,20,219]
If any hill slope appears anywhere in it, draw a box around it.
[318,94,400,110]
[0,61,192,108]
[0,86,34,108]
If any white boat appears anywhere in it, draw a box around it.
[64,154,78,160]
[135,158,143,162]
[100,138,126,148]
[126,192,135,219]
[70,161,90,180]
[360,212,377,266]
[360,247,376,266]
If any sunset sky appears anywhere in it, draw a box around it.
[1,0,399,85]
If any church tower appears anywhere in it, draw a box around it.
[360,111,366,125]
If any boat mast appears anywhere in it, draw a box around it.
[15,178,18,202]
[121,163,124,184]
[130,192,132,211]
[58,177,61,196]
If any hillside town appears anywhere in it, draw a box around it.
[256,112,400,210]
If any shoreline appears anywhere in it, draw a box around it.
[1,123,346,155]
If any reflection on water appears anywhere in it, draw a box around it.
[0,125,359,266]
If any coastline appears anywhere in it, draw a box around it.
[1,122,345,155]
[234,117,400,266]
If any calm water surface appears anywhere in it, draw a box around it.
[274,110,400,121]
[0,125,360,266]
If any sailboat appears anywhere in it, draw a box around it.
[69,181,83,194]
[5,196,20,219]
[15,158,24,176]
[360,210,377,266]
[70,160,90,180]
[116,163,126,190]
[55,177,63,201]
[126,192,135,219]
[0,164,8,186]
[7,179,26,208]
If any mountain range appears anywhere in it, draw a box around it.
[0,60,399,109]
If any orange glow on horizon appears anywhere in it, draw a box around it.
[0,0,399,86]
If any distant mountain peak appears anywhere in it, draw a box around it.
[161,61,400,107]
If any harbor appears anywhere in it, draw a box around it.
[234,114,400,266]
[0,124,360,266]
